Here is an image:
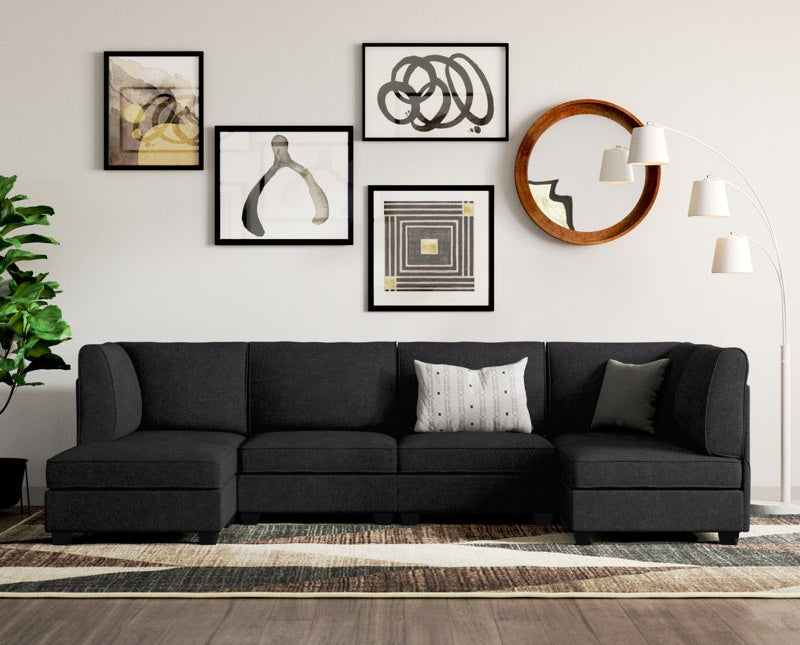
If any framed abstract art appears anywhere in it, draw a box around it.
[215,125,353,245]
[368,185,494,310]
[362,43,508,141]
[104,51,203,169]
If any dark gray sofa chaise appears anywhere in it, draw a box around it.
[45,340,749,546]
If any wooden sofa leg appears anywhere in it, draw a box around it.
[51,532,73,546]
[400,513,420,525]
[373,513,394,525]
[718,531,740,545]
[197,531,220,545]
[574,531,594,546]
[240,512,260,525]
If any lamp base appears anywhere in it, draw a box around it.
[750,499,800,515]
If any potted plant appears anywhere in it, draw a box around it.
[0,175,71,511]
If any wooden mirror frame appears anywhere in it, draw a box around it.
[514,99,661,245]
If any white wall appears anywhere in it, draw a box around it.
[2,0,799,502]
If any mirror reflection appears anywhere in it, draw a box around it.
[526,115,645,232]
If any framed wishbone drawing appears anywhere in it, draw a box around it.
[368,185,494,311]
[215,126,353,244]
[104,51,203,169]
[362,43,508,141]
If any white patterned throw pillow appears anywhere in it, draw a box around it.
[414,358,532,433]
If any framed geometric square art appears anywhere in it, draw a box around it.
[368,185,494,311]
[362,43,508,141]
[104,51,203,169]
[215,126,353,245]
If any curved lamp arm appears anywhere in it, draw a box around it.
[736,233,789,346]
[648,122,769,218]
[648,122,789,344]
[714,178,788,345]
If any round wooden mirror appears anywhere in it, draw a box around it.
[514,99,661,245]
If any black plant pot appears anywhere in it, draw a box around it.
[0,458,28,510]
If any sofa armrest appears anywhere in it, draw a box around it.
[668,345,749,458]
[78,343,142,444]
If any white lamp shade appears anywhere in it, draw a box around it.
[628,124,669,165]
[712,234,753,273]
[599,146,634,183]
[688,176,730,218]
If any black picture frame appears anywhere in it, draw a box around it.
[215,125,354,245]
[362,43,509,142]
[104,51,203,170]
[368,185,494,311]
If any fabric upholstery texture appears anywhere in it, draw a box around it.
[398,474,555,514]
[555,430,742,489]
[47,431,244,490]
[398,342,547,434]
[237,474,397,513]
[414,358,532,433]
[78,343,142,444]
[248,342,397,433]
[562,488,745,533]
[669,345,749,457]
[547,342,679,437]
[120,342,249,435]
[398,431,555,474]
[44,478,237,533]
[590,358,670,434]
[239,430,397,473]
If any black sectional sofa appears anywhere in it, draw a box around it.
[45,341,749,546]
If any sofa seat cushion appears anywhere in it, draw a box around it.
[398,432,555,474]
[47,431,245,490]
[554,430,742,489]
[240,430,397,474]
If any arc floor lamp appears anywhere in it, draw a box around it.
[600,122,795,514]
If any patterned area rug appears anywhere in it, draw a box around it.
[2,513,800,597]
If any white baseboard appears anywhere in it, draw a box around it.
[750,486,800,501]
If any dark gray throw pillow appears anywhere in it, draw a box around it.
[590,358,670,434]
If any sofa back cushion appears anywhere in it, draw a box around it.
[249,342,397,433]
[78,343,142,443]
[667,345,749,458]
[397,342,547,434]
[120,342,248,435]
[547,342,679,437]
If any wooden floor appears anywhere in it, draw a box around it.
[1,597,799,645]
[2,510,799,645]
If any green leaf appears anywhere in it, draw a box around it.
[0,176,16,202]
[7,267,34,281]
[9,233,59,246]
[1,199,15,221]
[0,249,47,273]
[15,205,54,217]
[1,213,51,236]
[12,281,47,301]
[28,306,70,342]
[0,327,14,351]
[24,353,69,373]
[11,373,42,387]
[9,194,28,202]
